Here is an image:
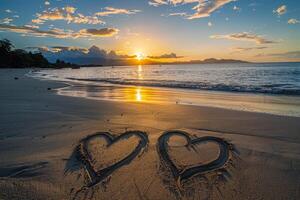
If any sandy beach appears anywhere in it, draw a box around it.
[0,68,300,200]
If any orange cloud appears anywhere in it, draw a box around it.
[288,18,299,24]
[149,0,234,19]
[210,32,276,44]
[189,0,234,19]
[148,52,183,59]
[273,5,287,16]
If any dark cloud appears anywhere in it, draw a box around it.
[84,28,119,37]
[148,53,183,59]
[0,24,68,38]
[37,45,134,64]
[0,24,118,38]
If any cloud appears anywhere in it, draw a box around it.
[70,15,104,25]
[1,18,13,24]
[36,45,135,64]
[37,9,64,20]
[149,0,234,19]
[5,9,12,13]
[33,6,104,25]
[149,0,168,7]
[268,51,300,59]
[49,46,89,53]
[256,51,300,59]
[210,32,276,44]
[32,19,45,24]
[64,6,76,14]
[231,46,268,52]
[273,5,287,16]
[95,7,140,16]
[208,21,213,26]
[26,46,88,53]
[26,46,50,52]
[148,53,183,59]
[189,0,234,19]
[288,18,299,24]
[168,12,188,17]
[32,6,139,25]
[83,28,119,37]
[24,24,40,29]
[0,24,118,39]
[0,24,70,38]
[45,1,50,6]
[233,5,240,11]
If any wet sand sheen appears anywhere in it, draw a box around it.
[54,81,300,117]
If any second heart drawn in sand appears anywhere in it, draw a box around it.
[157,130,236,189]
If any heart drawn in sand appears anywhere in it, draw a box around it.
[76,131,148,187]
[157,130,230,186]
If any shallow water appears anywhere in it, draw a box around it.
[30,63,300,117]
[34,62,300,95]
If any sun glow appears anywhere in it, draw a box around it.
[135,52,145,61]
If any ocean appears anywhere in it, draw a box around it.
[30,62,300,117]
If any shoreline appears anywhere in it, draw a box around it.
[29,63,300,97]
[29,69,300,117]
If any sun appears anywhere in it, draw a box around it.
[135,52,145,61]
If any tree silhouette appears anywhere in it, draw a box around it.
[0,39,77,68]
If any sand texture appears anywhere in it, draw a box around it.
[0,69,300,200]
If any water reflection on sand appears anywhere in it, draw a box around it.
[31,64,300,117]
[57,82,300,117]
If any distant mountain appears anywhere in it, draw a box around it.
[39,45,250,66]
[186,58,250,64]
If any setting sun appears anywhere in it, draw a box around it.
[135,52,146,61]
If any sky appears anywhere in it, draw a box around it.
[0,0,300,62]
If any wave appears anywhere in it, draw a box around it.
[67,77,300,95]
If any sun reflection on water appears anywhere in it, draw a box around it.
[138,65,142,72]
[136,87,142,101]
[137,65,143,80]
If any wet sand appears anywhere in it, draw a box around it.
[0,69,300,200]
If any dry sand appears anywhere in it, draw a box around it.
[0,69,300,200]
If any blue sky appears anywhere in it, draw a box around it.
[0,0,300,62]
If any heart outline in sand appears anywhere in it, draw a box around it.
[157,130,230,187]
[76,131,148,187]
